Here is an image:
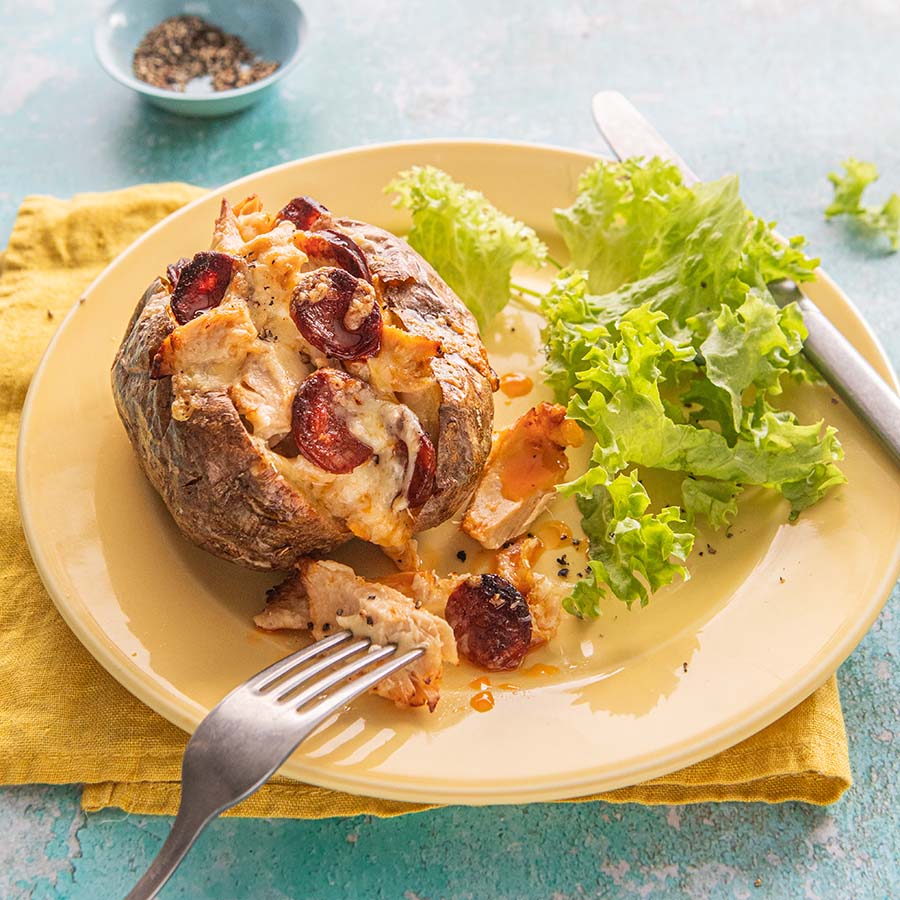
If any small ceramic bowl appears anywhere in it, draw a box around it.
[94,0,307,117]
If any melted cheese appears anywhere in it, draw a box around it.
[267,389,417,549]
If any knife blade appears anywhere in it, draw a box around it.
[591,90,900,468]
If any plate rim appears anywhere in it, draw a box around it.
[17,138,900,804]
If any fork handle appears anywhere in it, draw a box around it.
[124,803,217,900]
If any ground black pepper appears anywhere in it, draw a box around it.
[133,15,279,93]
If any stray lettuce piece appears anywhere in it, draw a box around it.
[385,166,547,327]
[700,290,807,431]
[826,158,900,251]
[681,477,742,529]
[554,157,689,293]
[827,158,880,215]
[865,194,900,248]
[566,472,693,617]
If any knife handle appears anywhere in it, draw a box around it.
[795,297,900,466]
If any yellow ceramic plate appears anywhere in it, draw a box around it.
[17,141,900,804]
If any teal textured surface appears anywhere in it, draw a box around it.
[2,1,899,897]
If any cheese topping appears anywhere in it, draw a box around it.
[267,388,422,550]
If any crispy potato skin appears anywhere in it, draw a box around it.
[334,217,495,530]
[111,214,495,568]
[111,279,350,570]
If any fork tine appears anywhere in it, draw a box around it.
[250,630,353,691]
[288,643,398,710]
[271,638,372,700]
[300,648,426,722]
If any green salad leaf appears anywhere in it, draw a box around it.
[681,477,741,529]
[826,158,900,251]
[700,290,806,431]
[557,304,843,513]
[544,159,844,614]
[385,166,547,327]
[553,157,689,293]
[827,158,879,213]
[567,472,693,616]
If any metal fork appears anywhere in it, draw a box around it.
[125,631,423,900]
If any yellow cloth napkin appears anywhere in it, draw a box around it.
[0,185,852,817]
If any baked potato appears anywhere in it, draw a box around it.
[112,194,496,570]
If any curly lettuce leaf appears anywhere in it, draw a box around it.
[540,270,609,403]
[681,477,742,529]
[826,158,900,251]
[682,377,740,443]
[700,290,806,431]
[827,158,880,215]
[542,158,845,616]
[550,174,816,371]
[385,166,547,327]
[560,305,845,521]
[554,157,689,293]
[741,221,819,286]
[565,472,694,617]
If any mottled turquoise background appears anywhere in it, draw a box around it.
[2,1,900,897]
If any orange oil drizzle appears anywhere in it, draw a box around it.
[470,690,495,712]
[498,372,534,398]
[499,441,569,502]
[523,663,560,677]
[534,519,572,548]
[468,676,492,691]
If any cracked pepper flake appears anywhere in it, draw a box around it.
[133,15,279,93]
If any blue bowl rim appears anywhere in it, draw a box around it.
[92,0,307,103]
